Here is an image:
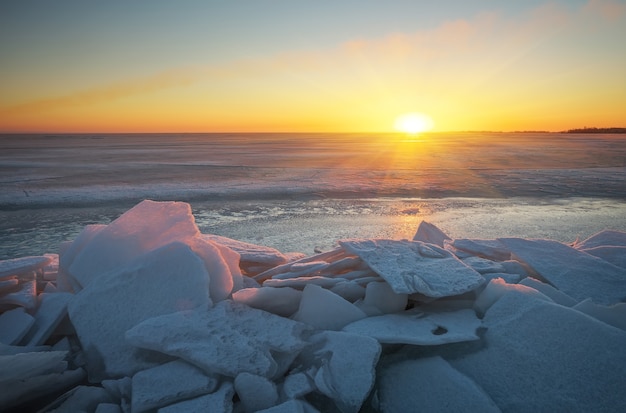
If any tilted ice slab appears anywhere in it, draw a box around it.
[574,229,626,250]
[447,238,511,261]
[581,246,626,269]
[304,331,381,413]
[342,308,481,345]
[0,308,35,345]
[234,372,279,413]
[451,291,626,412]
[131,360,219,413]
[474,278,551,316]
[0,256,51,279]
[232,286,302,317]
[157,382,235,413]
[498,238,626,305]
[69,200,200,288]
[293,284,367,331]
[377,356,500,413]
[573,299,626,331]
[339,239,484,297]
[21,292,73,346]
[413,221,451,247]
[68,242,211,381]
[126,300,310,379]
[202,234,288,268]
[0,280,36,310]
[0,350,86,410]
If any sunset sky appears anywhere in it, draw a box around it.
[1,0,625,133]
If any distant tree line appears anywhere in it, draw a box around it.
[564,127,626,133]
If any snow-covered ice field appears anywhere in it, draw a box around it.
[1,133,626,207]
[1,132,625,258]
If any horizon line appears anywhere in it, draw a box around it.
[2,127,625,135]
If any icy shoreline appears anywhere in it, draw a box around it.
[1,200,625,412]
[2,196,626,261]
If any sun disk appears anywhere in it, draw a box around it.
[394,113,435,134]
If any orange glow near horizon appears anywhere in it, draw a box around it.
[1,1,625,134]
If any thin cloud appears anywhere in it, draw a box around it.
[2,0,623,117]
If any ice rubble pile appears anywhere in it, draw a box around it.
[1,200,626,413]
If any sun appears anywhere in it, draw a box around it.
[394,113,435,134]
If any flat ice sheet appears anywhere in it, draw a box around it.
[2,133,625,208]
[1,133,625,258]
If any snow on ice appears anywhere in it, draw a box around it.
[0,199,625,412]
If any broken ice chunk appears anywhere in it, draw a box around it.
[451,291,626,412]
[474,278,551,316]
[377,356,500,413]
[234,372,279,413]
[69,200,200,287]
[22,292,73,346]
[462,256,506,274]
[574,229,626,249]
[0,256,52,279]
[573,299,626,330]
[0,280,37,310]
[581,246,626,269]
[131,360,219,413]
[448,238,511,261]
[126,300,309,378]
[306,331,380,413]
[519,277,578,307]
[499,237,626,305]
[343,308,481,345]
[413,221,451,247]
[378,356,500,413]
[157,382,235,413]
[293,284,367,331]
[363,281,407,314]
[68,242,211,381]
[203,233,288,269]
[232,287,302,317]
[340,239,484,297]
[0,307,35,345]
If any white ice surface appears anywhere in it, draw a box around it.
[412,221,451,247]
[342,308,481,345]
[156,382,235,413]
[452,291,626,412]
[0,256,51,279]
[363,281,408,314]
[22,292,73,346]
[68,242,211,381]
[126,300,309,378]
[474,278,551,316]
[305,331,381,413]
[131,360,218,413]
[69,200,200,288]
[499,237,626,304]
[340,239,485,297]
[293,284,367,331]
[0,307,35,345]
[377,356,500,413]
[232,286,302,317]
[234,372,279,413]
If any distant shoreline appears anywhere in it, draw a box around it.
[1,127,626,136]
[564,127,626,134]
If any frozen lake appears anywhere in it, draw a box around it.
[1,133,625,258]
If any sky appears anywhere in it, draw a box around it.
[1,0,625,133]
